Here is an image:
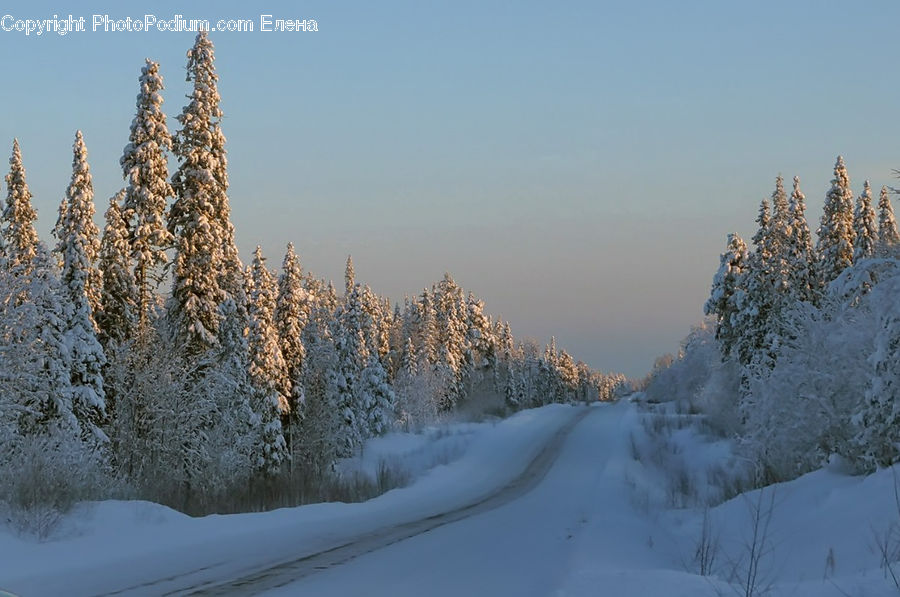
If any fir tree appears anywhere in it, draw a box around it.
[878,185,900,248]
[817,156,856,286]
[704,233,748,358]
[168,31,233,353]
[332,284,371,455]
[345,254,355,298]
[2,139,39,271]
[787,176,817,303]
[246,246,289,474]
[56,131,102,325]
[122,58,175,325]
[275,242,308,412]
[97,190,138,345]
[0,244,75,437]
[360,353,395,436]
[58,131,107,442]
[853,180,877,261]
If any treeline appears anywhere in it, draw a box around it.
[0,31,622,516]
[646,157,900,482]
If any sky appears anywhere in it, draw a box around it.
[0,1,898,378]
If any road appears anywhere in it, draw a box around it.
[178,406,591,595]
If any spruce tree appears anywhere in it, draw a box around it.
[704,232,748,358]
[169,31,232,353]
[817,156,856,286]
[853,180,877,261]
[878,185,900,248]
[246,246,289,474]
[345,254,355,298]
[121,58,175,325]
[1,245,83,438]
[58,131,107,442]
[731,199,775,368]
[787,176,817,303]
[56,131,102,325]
[2,139,39,271]
[275,242,308,412]
[97,190,138,345]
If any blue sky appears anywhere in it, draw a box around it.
[1,1,898,377]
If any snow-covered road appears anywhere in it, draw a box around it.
[259,400,675,597]
[186,406,590,595]
[1,404,590,597]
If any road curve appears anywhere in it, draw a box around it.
[176,406,590,596]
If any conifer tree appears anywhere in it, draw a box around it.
[764,176,792,295]
[2,139,39,271]
[56,132,102,322]
[731,199,776,367]
[332,284,372,455]
[360,353,395,436]
[97,190,138,345]
[345,254,355,299]
[704,233,748,358]
[853,180,877,261]
[121,58,175,325]
[275,242,308,411]
[787,176,817,303]
[817,156,856,286]
[246,246,289,474]
[58,131,107,442]
[878,185,900,248]
[168,31,232,353]
[0,244,72,435]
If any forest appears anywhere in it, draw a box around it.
[0,31,623,522]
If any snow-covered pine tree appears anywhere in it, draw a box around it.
[731,198,775,368]
[878,185,900,249]
[704,233,748,358]
[56,132,102,324]
[121,58,175,326]
[787,176,817,304]
[413,288,438,367]
[296,313,343,473]
[322,280,339,316]
[2,139,39,271]
[275,242,308,413]
[556,349,579,403]
[97,190,138,345]
[344,254,355,299]
[817,156,856,286]
[853,180,878,262]
[332,284,372,456]
[360,352,395,436]
[169,30,241,354]
[58,132,107,443]
[0,244,75,438]
[246,246,289,475]
[465,292,495,371]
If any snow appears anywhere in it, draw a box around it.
[0,404,577,596]
[1,401,899,596]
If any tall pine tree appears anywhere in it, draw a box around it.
[853,180,877,261]
[58,131,107,443]
[2,139,39,271]
[97,190,138,345]
[122,58,175,325]
[169,31,235,353]
[816,156,856,286]
[878,185,900,248]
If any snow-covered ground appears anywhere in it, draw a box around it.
[1,400,898,596]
